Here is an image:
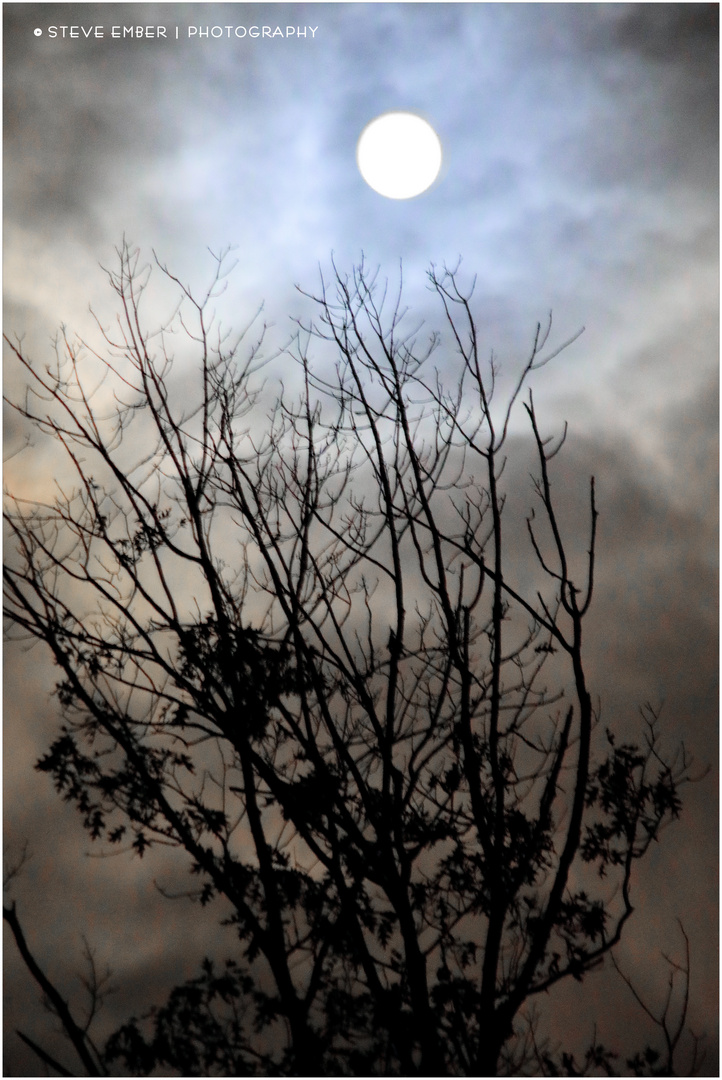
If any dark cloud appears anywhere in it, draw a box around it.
[569,3,718,186]
[601,3,718,64]
[4,5,175,234]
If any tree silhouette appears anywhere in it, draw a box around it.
[4,244,699,1076]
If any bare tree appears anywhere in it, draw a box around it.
[4,244,697,1076]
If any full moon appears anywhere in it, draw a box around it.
[357,112,442,199]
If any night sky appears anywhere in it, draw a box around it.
[4,4,718,1075]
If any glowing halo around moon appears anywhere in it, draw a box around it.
[357,112,442,199]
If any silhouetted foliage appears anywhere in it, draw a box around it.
[4,245,700,1075]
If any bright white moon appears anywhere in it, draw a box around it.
[357,112,442,199]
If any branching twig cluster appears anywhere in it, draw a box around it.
[3,245,700,1076]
